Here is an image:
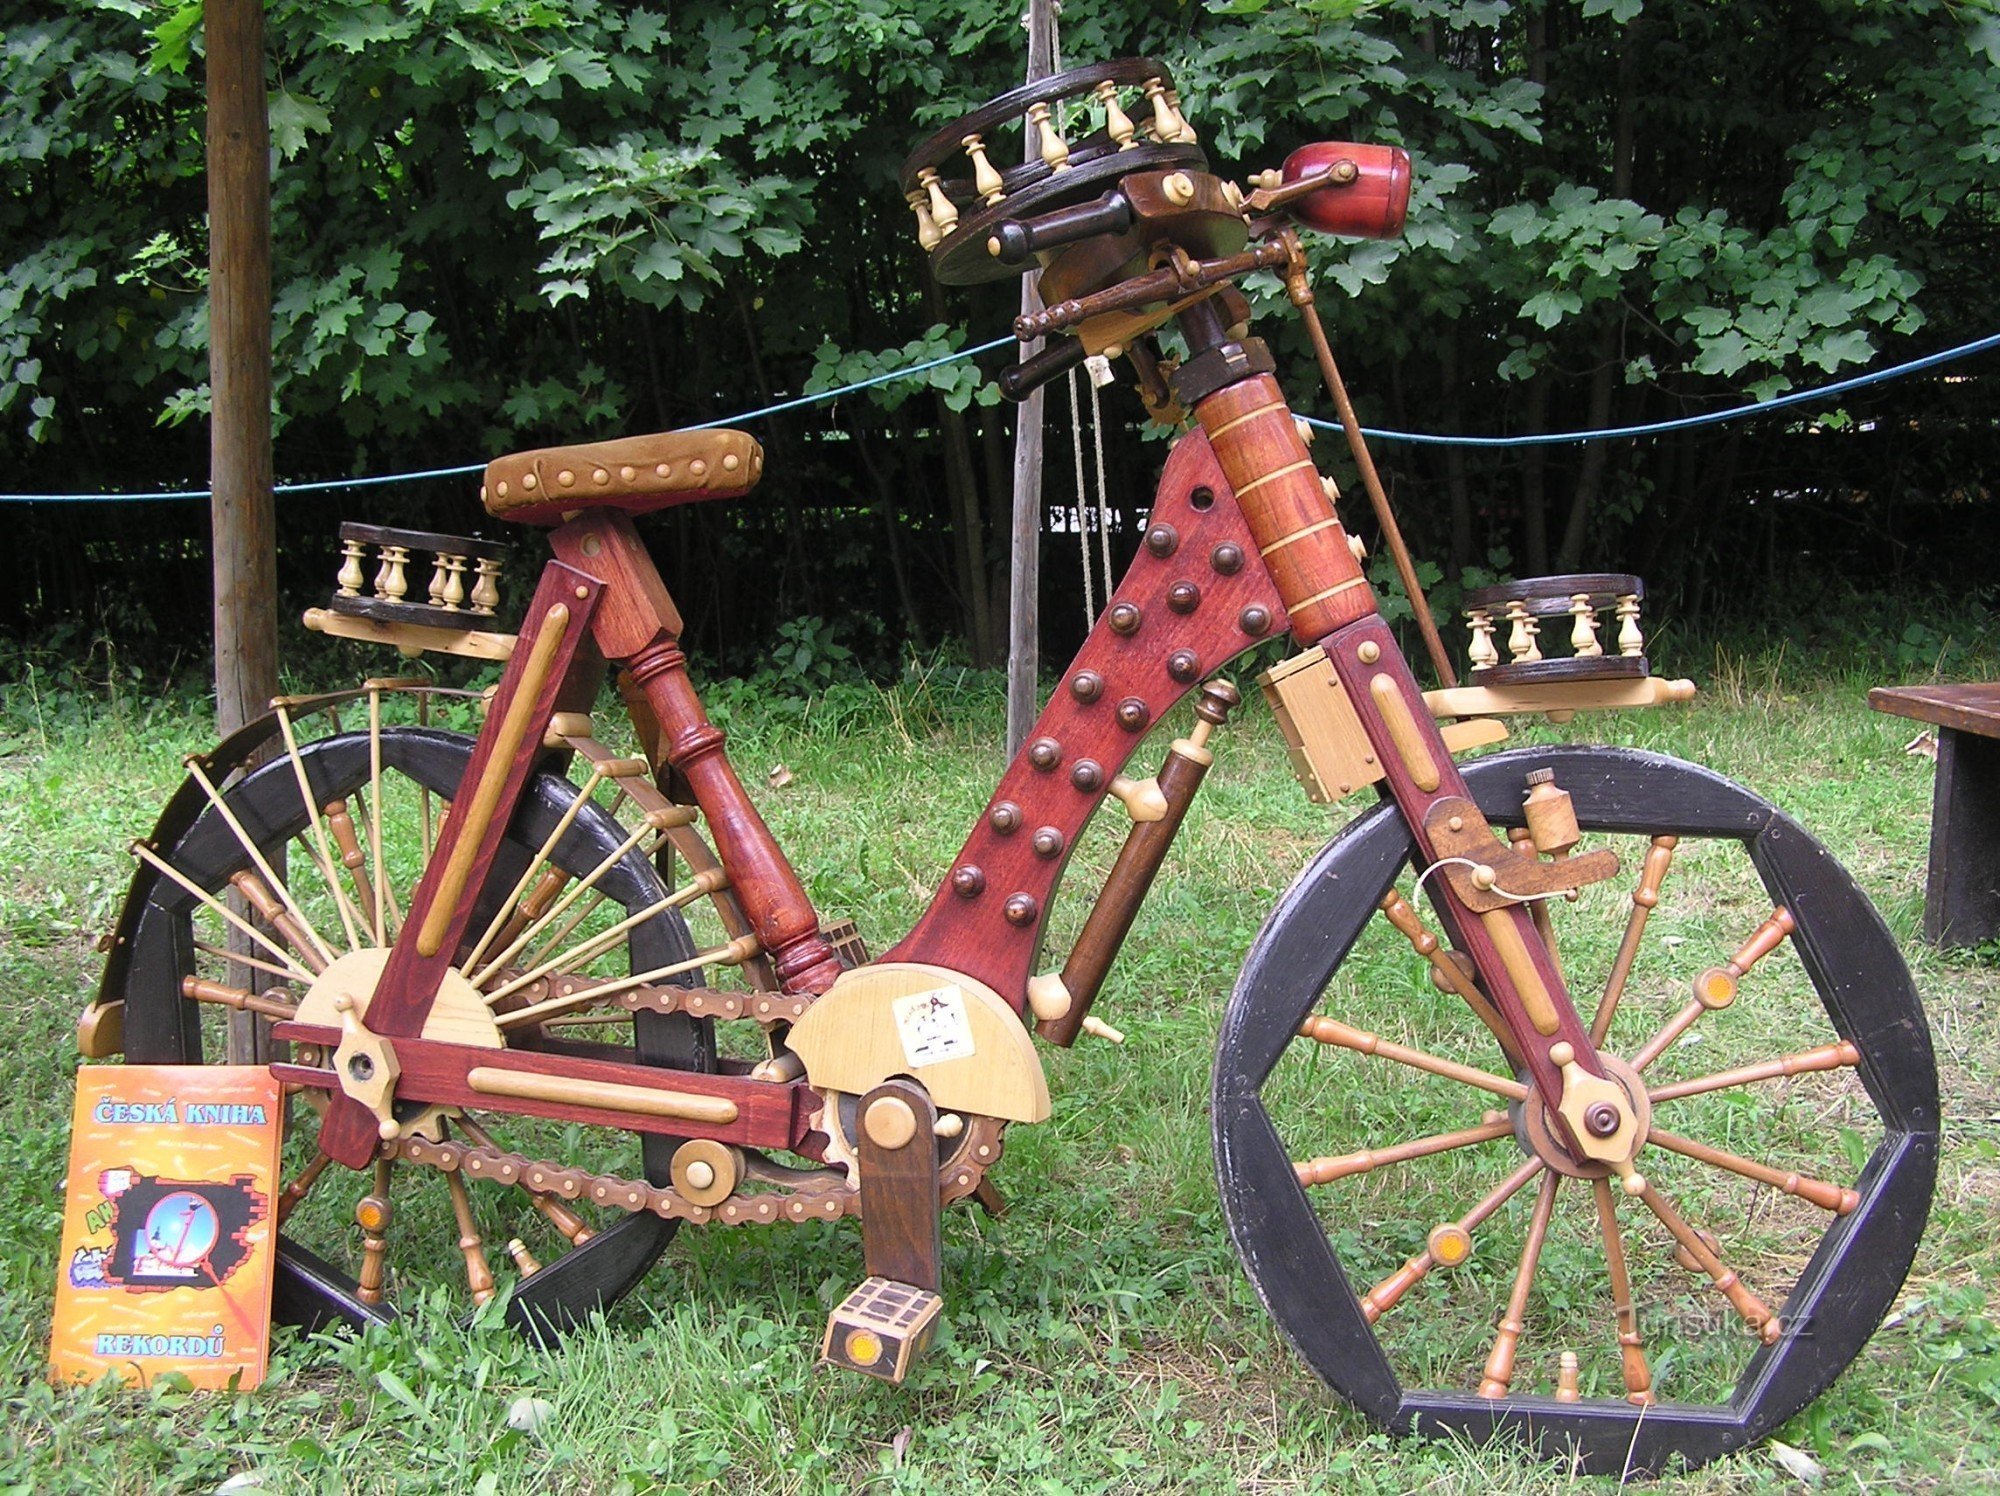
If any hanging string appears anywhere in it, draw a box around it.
[1067,364,1095,625]
[1087,355,1114,599]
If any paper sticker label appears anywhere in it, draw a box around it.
[893,986,977,1069]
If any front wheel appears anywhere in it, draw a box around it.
[1213,746,1938,1476]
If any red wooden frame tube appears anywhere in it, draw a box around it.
[274,1022,812,1151]
[548,513,842,995]
[1192,374,1375,643]
[1319,614,1610,1140]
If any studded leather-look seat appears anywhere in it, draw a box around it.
[482,428,763,526]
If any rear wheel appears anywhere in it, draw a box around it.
[1213,746,1937,1475]
[108,691,731,1335]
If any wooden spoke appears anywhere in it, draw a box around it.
[464,818,657,989]
[182,976,297,1021]
[1637,1181,1782,1344]
[322,796,380,937]
[443,1168,497,1306]
[355,1158,394,1306]
[129,842,314,981]
[492,934,761,1031]
[1646,1126,1861,1214]
[228,869,331,975]
[1593,835,1676,1044]
[1377,889,1522,1066]
[458,766,610,977]
[365,684,399,943]
[1630,997,1706,1071]
[1294,1117,1513,1188]
[274,706,366,952]
[182,757,339,968]
[481,866,574,973]
[1647,1040,1860,1103]
[1361,1156,1544,1323]
[193,939,304,985]
[276,1152,333,1226]
[1478,1171,1561,1398]
[1591,1175,1654,1405]
[481,869,731,1008]
[1298,1013,1528,1102]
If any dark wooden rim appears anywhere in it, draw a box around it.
[339,520,509,562]
[1461,572,1644,611]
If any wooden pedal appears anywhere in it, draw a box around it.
[821,1275,944,1383]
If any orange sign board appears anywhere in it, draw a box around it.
[49,1065,283,1389]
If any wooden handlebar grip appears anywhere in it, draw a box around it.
[1193,375,1374,643]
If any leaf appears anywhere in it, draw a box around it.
[267,90,330,161]
[373,1368,428,1421]
[1582,0,1644,21]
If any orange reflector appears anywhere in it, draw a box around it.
[844,1329,883,1368]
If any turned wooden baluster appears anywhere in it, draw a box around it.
[1616,593,1644,655]
[963,133,1005,205]
[1505,599,1541,663]
[1094,80,1136,149]
[337,537,367,597]
[906,189,942,251]
[1027,100,1069,171]
[471,556,503,615]
[1467,607,1499,671]
[375,543,410,603]
[916,167,958,236]
[1570,593,1603,656]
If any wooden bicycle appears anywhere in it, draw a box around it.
[82,59,1937,1475]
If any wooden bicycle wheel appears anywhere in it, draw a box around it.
[1213,746,1937,1475]
[104,689,727,1336]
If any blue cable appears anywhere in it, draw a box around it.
[1,327,1992,502]
[1306,329,2000,447]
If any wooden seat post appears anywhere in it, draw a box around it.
[549,512,843,995]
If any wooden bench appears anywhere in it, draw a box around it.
[1869,682,2000,947]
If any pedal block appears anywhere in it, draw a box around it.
[821,1276,942,1383]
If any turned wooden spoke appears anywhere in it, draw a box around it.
[365,686,396,943]
[355,1158,394,1306]
[322,796,380,939]
[481,869,730,1007]
[458,766,611,976]
[1646,1126,1861,1213]
[465,818,656,989]
[1298,1013,1528,1101]
[1361,1156,1544,1324]
[230,869,332,976]
[1592,1175,1654,1405]
[193,940,303,984]
[1638,1182,1783,1344]
[1293,1117,1513,1188]
[276,1151,333,1226]
[1377,889,1522,1066]
[1647,1039,1861,1103]
[131,843,314,981]
[492,934,761,1030]
[274,706,366,952]
[182,976,297,1020]
[1593,835,1677,1044]
[182,757,339,968]
[483,867,574,968]
[1630,997,1706,1072]
[1479,1171,1560,1398]
[444,1168,497,1306]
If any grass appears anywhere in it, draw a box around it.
[3,636,1999,1494]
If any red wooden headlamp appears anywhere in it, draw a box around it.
[1280,142,1411,239]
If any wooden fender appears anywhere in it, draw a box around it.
[787,962,1051,1125]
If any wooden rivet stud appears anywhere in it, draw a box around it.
[1003,892,1039,926]
[522,472,538,490]
[1070,670,1105,703]
[495,481,509,499]
[1210,542,1244,575]
[1032,826,1064,859]
[655,463,670,478]
[1239,605,1272,636]
[1358,641,1381,664]
[1115,697,1150,732]
[1070,759,1104,792]
[592,467,609,485]
[1028,737,1062,770]
[1145,522,1179,558]
[951,865,986,898]
[723,452,740,471]
[1167,649,1201,682]
[557,469,575,487]
[691,459,707,477]
[620,464,637,482]
[1168,580,1201,614]
[989,801,1022,833]
[1108,601,1143,635]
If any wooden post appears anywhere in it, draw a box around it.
[1005,0,1059,757]
[207,0,278,1062]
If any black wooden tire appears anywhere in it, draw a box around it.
[1213,746,1937,1476]
[109,724,715,1338]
